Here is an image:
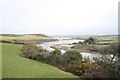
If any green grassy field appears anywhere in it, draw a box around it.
[0,35,52,40]
[95,35,119,45]
[96,35,119,41]
[2,43,78,78]
[0,43,2,79]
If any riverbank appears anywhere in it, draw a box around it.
[38,35,119,62]
[71,35,119,53]
[71,44,109,53]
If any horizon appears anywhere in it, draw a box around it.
[0,0,119,35]
[0,33,119,36]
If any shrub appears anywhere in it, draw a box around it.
[21,41,49,62]
[83,37,97,45]
[83,42,120,78]
[78,41,83,45]
[47,48,62,67]
[62,50,82,67]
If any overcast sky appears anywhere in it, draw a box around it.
[0,0,119,35]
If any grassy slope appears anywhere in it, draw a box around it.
[0,35,52,41]
[2,43,78,78]
[0,43,2,79]
[96,35,119,44]
[96,35,118,41]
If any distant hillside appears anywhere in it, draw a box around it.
[0,34,50,38]
[29,34,49,37]
[0,34,57,44]
[0,34,23,37]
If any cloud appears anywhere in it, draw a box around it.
[0,0,119,35]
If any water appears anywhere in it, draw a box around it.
[81,52,102,61]
[39,38,81,52]
[38,37,102,61]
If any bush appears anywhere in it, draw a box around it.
[82,62,107,78]
[83,42,120,78]
[1,40,13,43]
[83,37,97,45]
[21,41,49,62]
[47,48,62,67]
[78,41,83,45]
[62,50,82,67]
